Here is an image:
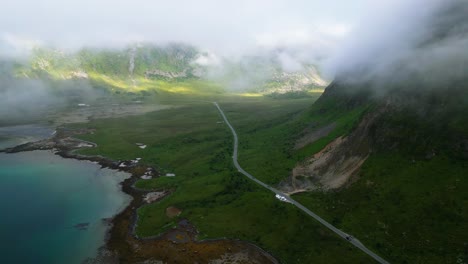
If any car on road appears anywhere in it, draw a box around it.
[275,194,288,202]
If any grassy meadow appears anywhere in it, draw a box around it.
[73,93,372,263]
[69,78,467,264]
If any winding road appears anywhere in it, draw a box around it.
[214,102,389,264]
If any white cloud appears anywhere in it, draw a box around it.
[255,28,312,48]
[324,0,468,88]
[277,52,303,72]
[193,52,221,67]
[0,33,42,57]
[316,23,351,38]
[0,0,372,59]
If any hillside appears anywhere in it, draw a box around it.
[280,78,468,263]
[11,44,328,95]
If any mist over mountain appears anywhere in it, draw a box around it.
[0,42,329,123]
[0,59,105,123]
[8,43,328,90]
[0,61,55,120]
[326,0,468,92]
[310,0,468,178]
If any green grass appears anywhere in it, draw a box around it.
[69,82,468,263]
[294,154,467,264]
[72,96,372,263]
[221,90,468,263]
[226,96,370,184]
[287,95,468,264]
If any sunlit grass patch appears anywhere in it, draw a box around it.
[237,92,264,97]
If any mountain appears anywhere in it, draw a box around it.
[273,6,468,260]
[283,69,468,262]
[200,53,328,94]
[11,44,328,95]
[13,43,198,79]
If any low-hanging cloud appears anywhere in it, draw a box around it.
[324,0,468,90]
[0,77,56,121]
[0,0,372,62]
[277,52,303,73]
[0,62,103,123]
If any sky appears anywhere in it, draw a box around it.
[0,0,466,82]
[0,0,373,57]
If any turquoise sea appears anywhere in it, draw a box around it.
[0,125,131,264]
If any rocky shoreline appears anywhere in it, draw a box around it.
[1,128,278,263]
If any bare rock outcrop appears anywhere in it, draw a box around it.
[144,69,188,79]
[281,107,386,193]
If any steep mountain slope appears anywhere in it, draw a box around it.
[284,78,468,189]
[285,78,468,263]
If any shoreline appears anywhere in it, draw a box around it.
[1,128,279,263]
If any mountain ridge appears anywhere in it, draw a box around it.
[10,43,328,95]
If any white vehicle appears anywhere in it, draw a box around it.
[275,194,289,202]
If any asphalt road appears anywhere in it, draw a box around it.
[214,102,389,264]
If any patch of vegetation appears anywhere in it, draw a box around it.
[295,153,467,264]
[288,87,468,263]
[73,97,371,263]
[265,90,318,99]
[87,73,226,98]
[230,95,370,184]
[132,43,198,74]
[223,85,468,263]
[69,78,467,263]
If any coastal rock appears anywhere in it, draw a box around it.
[143,191,168,203]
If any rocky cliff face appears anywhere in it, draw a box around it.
[266,65,328,94]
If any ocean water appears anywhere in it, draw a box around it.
[0,126,131,264]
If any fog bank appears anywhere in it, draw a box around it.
[325,0,468,89]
